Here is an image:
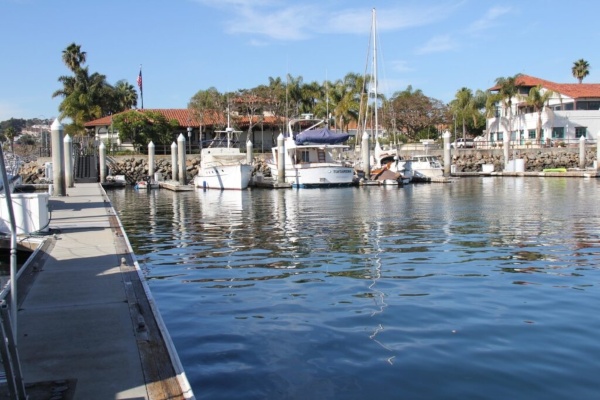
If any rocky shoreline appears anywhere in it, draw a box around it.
[17,148,597,185]
[450,148,598,172]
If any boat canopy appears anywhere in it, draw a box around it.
[294,128,349,145]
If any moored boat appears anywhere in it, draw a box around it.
[193,111,252,190]
[267,114,355,188]
[404,154,444,181]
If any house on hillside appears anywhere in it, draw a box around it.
[487,74,600,147]
[84,108,283,154]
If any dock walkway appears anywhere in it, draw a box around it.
[10,183,194,399]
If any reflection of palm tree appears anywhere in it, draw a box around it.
[572,59,590,84]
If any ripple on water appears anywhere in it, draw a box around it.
[108,181,600,399]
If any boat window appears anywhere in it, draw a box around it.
[301,150,310,162]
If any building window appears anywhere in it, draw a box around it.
[528,129,536,139]
[575,127,587,138]
[497,132,503,141]
[552,127,564,139]
[575,101,600,110]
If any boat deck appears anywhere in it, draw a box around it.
[3,183,194,399]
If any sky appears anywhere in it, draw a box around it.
[1,0,599,122]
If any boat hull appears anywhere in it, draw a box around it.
[268,164,355,188]
[194,164,253,190]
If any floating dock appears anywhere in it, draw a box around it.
[3,183,194,399]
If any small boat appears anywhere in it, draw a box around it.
[370,149,411,185]
[102,174,127,189]
[404,155,444,182]
[267,114,355,188]
[135,176,159,190]
[193,109,253,190]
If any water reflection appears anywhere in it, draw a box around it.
[107,179,600,400]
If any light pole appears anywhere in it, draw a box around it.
[453,112,456,144]
[187,126,192,155]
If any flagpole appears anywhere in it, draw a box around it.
[137,64,144,109]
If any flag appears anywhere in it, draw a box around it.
[137,68,143,90]
[137,66,144,109]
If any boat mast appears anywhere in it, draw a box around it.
[226,104,232,148]
[372,8,378,143]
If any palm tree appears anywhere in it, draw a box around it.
[494,74,522,143]
[62,43,87,73]
[449,87,479,142]
[285,74,304,117]
[113,80,138,111]
[4,127,16,153]
[53,66,109,134]
[54,43,117,135]
[328,73,363,132]
[521,85,554,144]
[572,59,590,83]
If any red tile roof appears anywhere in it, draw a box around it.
[490,74,600,99]
[84,109,281,128]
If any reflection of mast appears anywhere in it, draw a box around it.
[367,221,395,365]
[372,8,379,144]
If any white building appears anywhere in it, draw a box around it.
[487,74,600,147]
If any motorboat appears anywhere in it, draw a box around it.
[267,114,355,188]
[135,176,159,190]
[404,155,444,181]
[369,147,411,185]
[193,110,253,190]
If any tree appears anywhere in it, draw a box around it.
[494,74,522,141]
[62,42,87,72]
[188,87,226,144]
[384,86,448,141]
[112,80,138,112]
[572,59,590,84]
[4,126,17,153]
[286,74,304,117]
[53,67,109,135]
[112,110,178,150]
[521,85,554,144]
[234,88,266,141]
[449,87,479,141]
[54,43,138,135]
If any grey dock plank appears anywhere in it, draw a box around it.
[13,183,194,400]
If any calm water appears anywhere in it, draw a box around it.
[107,178,600,400]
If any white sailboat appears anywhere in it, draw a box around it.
[193,108,253,190]
[359,8,408,185]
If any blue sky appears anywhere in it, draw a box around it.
[1,0,599,122]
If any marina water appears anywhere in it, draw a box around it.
[107,178,600,399]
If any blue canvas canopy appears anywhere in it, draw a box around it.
[294,128,349,145]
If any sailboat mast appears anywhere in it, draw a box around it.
[372,8,378,142]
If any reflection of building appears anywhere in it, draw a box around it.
[84,109,282,153]
[487,75,600,146]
